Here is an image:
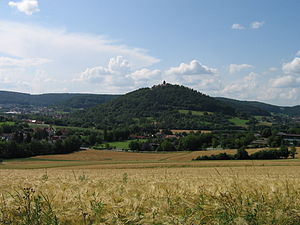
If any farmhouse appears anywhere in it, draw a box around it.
[277,132,300,146]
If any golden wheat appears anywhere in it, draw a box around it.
[1,166,300,224]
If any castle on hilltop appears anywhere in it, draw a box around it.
[152,81,169,88]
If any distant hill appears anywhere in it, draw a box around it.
[73,84,236,129]
[59,94,121,108]
[0,91,119,108]
[216,97,300,116]
[1,85,300,120]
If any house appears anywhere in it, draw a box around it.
[1,133,13,141]
[277,133,300,146]
[248,138,268,148]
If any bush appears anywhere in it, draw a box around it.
[235,148,250,160]
[279,145,289,158]
[194,147,294,161]
[290,146,297,159]
[250,149,281,160]
[194,152,234,160]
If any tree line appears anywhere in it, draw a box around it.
[194,146,297,160]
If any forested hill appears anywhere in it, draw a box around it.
[0,91,119,107]
[72,84,236,128]
[216,97,300,116]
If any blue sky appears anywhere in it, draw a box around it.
[0,0,300,105]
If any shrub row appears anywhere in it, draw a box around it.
[194,146,296,160]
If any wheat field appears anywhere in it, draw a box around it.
[1,165,300,224]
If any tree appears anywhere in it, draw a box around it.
[261,128,271,138]
[13,132,23,143]
[129,141,141,151]
[289,146,297,159]
[212,138,218,148]
[63,135,82,153]
[88,133,97,145]
[25,133,32,143]
[160,140,175,151]
[279,145,289,159]
[235,148,249,160]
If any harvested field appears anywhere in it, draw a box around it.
[33,148,280,162]
[0,148,299,170]
[33,150,190,161]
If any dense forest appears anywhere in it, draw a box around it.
[217,97,300,116]
[71,84,236,129]
[0,91,118,107]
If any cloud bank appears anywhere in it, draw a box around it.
[0,21,159,93]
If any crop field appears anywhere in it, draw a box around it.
[1,148,300,224]
[28,123,103,133]
[178,109,213,116]
[0,121,15,126]
[228,117,249,127]
[1,148,300,170]
[94,139,147,150]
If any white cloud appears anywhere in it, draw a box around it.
[231,24,245,30]
[283,57,300,74]
[217,70,300,105]
[78,56,131,84]
[271,75,300,88]
[222,72,258,96]
[129,68,161,81]
[163,60,220,91]
[77,56,162,93]
[8,0,39,15]
[79,67,111,84]
[0,21,158,69]
[278,88,299,100]
[0,21,159,93]
[269,67,278,72]
[296,50,300,56]
[165,60,217,76]
[228,64,253,74]
[0,57,50,67]
[250,21,265,29]
[107,56,131,74]
[77,58,220,93]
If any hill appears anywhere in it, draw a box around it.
[73,83,236,129]
[216,97,300,116]
[0,91,118,108]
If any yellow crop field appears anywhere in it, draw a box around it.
[32,148,276,162]
[1,148,300,224]
[1,166,300,224]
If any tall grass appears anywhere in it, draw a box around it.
[1,167,300,224]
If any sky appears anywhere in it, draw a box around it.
[0,0,300,106]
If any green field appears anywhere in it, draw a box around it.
[28,123,103,133]
[94,139,147,149]
[228,117,249,126]
[178,109,213,116]
[0,121,15,126]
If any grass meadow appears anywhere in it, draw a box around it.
[1,148,300,224]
